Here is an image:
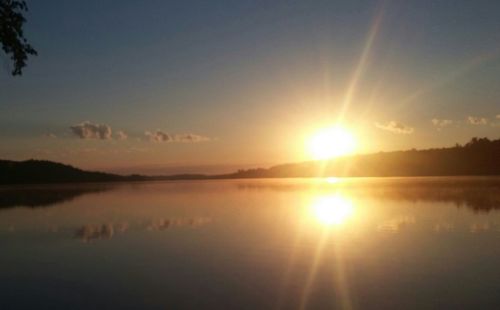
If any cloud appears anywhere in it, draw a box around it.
[375,121,414,134]
[488,114,499,126]
[43,133,57,138]
[467,116,488,125]
[145,130,210,143]
[175,133,210,142]
[70,121,112,139]
[115,131,128,140]
[431,118,453,128]
[145,130,174,142]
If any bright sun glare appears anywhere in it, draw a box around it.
[311,195,354,226]
[308,127,357,160]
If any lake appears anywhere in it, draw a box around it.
[1,177,500,309]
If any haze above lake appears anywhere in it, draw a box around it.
[1,177,500,309]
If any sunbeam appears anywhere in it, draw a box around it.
[396,47,500,110]
[275,218,307,310]
[338,3,386,123]
[298,225,331,310]
[298,193,355,310]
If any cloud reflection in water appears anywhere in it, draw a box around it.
[74,217,212,243]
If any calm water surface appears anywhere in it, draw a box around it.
[1,177,500,309]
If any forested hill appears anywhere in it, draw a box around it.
[0,160,126,184]
[227,137,500,178]
[0,137,498,184]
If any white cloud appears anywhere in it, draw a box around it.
[115,131,128,140]
[467,116,488,125]
[43,133,57,138]
[145,130,174,142]
[145,130,210,143]
[70,121,112,139]
[375,121,414,134]
[175,133,210,142]
[431,118,453,127]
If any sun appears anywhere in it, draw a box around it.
[308,126,357,160]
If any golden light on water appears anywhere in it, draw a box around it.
[308,127,357,160]
[326,177,340,184]
[311,195,354,226]
[297,193,356,310]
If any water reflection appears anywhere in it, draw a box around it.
[325,177,341,184]
[1,178,500,309]
[236,177,500,212]
[147,217,212,231]
[377,216,416,232]
[75,222,129,243]
[296,193,356,310]
[0,177,498,213]
[310,195,354,226]
[74,218,212,243]
[0,184,114,209]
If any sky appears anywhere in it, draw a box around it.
[1,0,499,174]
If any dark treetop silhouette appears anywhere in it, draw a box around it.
[0,0,36,75]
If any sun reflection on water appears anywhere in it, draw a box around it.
[311,195,354,226]
[325,177,340,184]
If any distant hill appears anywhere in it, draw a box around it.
[0,160,127,185]
[226,137,500,178]
[0,137,498,185]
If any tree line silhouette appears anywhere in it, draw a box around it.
[229,137,500,178]
[0,137,498,186]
